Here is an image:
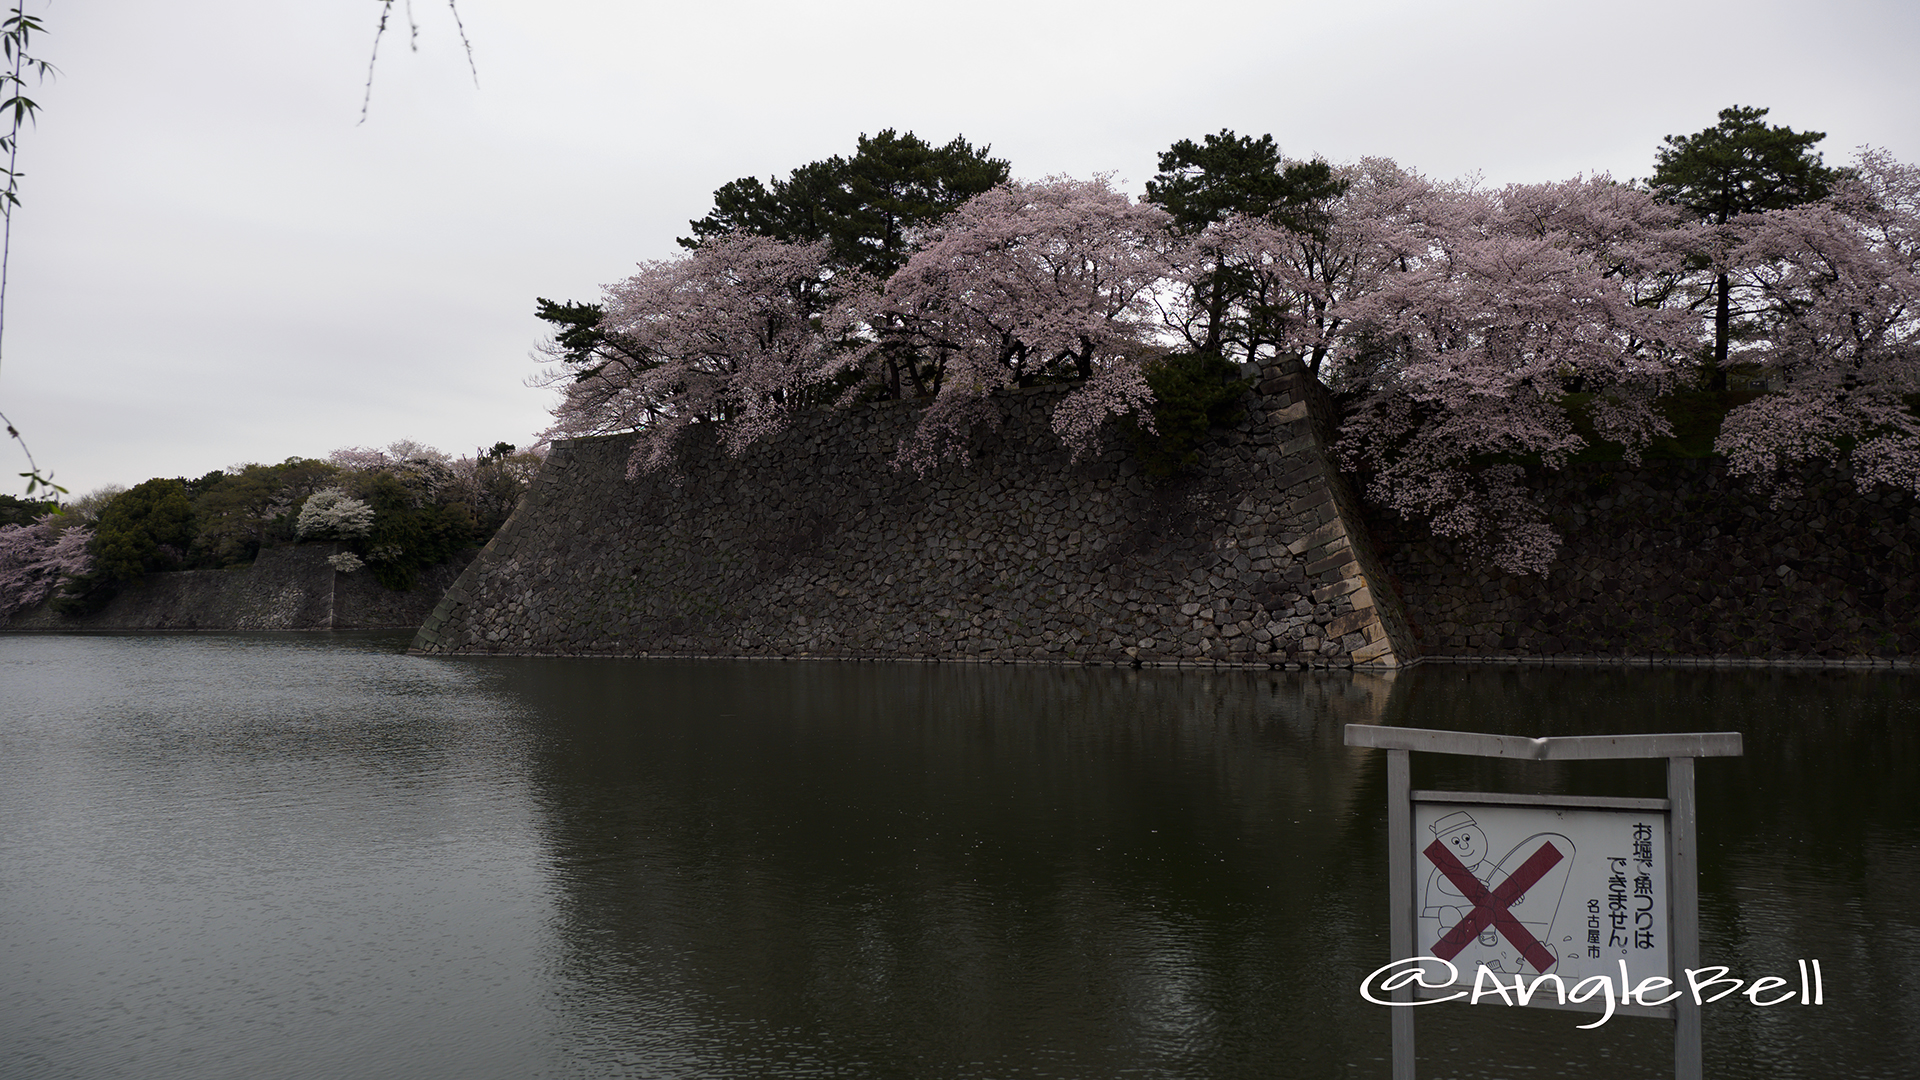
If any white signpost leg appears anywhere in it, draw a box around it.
[1388,748,1416,1080]
[1669,756,1702,1080]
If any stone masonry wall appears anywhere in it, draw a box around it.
[413,360,1413,668]
[1,543,470,632]
[1367,459,1920,664]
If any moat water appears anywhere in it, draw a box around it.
[2,633,1914,1079]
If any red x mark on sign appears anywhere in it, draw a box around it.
[1424,838,1563,973]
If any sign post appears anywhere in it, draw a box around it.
[1345,726,1743,1080]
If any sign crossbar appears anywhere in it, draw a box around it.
[1347,725,1742,761]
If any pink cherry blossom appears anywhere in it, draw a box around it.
[880,175,1176,471]
[0,517,93,617]
[1333,174,1697,573]
[539,235,873,477]
[1714,148,1920,497]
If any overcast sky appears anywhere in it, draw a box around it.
[5,0,1917,499]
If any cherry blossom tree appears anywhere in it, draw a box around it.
[1144,132,1349,363]
[328,440,451,473]
[0,515,88,617]
[329,440,458,506]
[879,176,1178,470]
[529,142,1920,577]
[1714,148,1920,496]
[1177,157,1443,380]
[324,439,538,532]
[295,488,376,540]
[1334,175,1697,573]
[539,235,873,476]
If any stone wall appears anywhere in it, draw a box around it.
[412,360,1412,668]
[1,543,470,632]
[1368,459,1919,665]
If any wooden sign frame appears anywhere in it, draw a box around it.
[1344,725,1744,1080]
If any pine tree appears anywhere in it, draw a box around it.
[1649,106,1843,388]
[681,130,1010,278]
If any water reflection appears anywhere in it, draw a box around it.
[1,636,1913,1079]
[505,660,1398,1078]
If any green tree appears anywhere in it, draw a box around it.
[1649,105,1844,389]
[356,473,472,591]
[185,458,342,567]
[188,465,283,567]
[55,478,194,611]
[464,446,538,536]
[1144,129,1346,360]
[681,159,846,251]
[204,474,271,562]
[681,129,1010,278]
[533,296,657,389]
[0,490,38,527]
[830,130,1012,278]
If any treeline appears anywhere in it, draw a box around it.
[534,113,1920,574]
[0,441,541,618]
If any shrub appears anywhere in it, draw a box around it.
[1120,352,1249,479]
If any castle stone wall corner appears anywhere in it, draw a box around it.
[412,365,1415,668]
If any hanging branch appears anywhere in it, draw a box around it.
[1,1,61,506]
[445,0,478,87]
[361,0,478,124]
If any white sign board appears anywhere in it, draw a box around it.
[1412,800,1669,991]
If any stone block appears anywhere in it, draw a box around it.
[1326,609,1375,639]
[1287,519,1347,557]
[1306,548,1356,577]
[1312,578,1363,603]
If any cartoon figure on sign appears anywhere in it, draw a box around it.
[1420,812,1574,974]
[1423,813,1508,947]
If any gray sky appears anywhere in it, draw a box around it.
[7,0,1918,499]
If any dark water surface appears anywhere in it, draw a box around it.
[1,634,1914,1079]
